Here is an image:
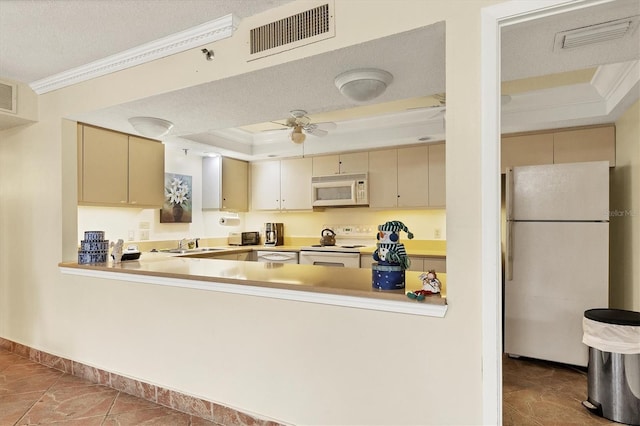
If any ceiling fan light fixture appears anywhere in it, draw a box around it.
[334,68,393,103]
[128,116,174,138]
[291,125,306,144]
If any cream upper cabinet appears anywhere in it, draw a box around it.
[312,152,368,176]
[79,125,164,207]
[428,143,446,207]
[81,125,129,204]
[280,157,312,210]
[203,156,248,212]
[501,125,615,173]
[128,136,165,206]
[369,145,444,209]
[368,149,398,208]
[250,160,281,210]
[397,145,429,207]
[501,133,554,173]
[251,158,312,211]
[553,125,615,166]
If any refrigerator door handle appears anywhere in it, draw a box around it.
[506,219,513,281]
[505,167,514,281]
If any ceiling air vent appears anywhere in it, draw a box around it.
[248,1,334,60]
[554,16,640,50]
[0,80,17,114]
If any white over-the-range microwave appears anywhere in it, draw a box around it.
[311,173,368,207]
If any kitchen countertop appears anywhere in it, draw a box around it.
[59,250,447,308]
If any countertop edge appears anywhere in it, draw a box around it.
[58,263,448,318]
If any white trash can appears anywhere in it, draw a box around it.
[582,308,640,425]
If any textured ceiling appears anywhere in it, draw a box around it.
[0,0,639,159]
[0,0,294,83]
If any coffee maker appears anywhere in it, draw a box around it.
[264,223,284,246]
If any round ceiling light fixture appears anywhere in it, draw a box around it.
[334,68,394,103]
[128,116,174,138]
[290,125,306,144]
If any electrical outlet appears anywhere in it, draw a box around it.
[139,221,150,230]
[128,230,135,241]
[139,230,149,240]
[434,228,441,239]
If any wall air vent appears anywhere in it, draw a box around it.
[0,80,17,114]
[248,1,334,61]
[554,16,640,50]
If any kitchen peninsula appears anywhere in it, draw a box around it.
[59,250,447,317]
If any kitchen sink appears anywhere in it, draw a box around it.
[159,247,225,254]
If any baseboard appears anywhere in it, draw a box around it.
[0,337,283,425]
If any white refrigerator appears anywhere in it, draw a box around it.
[504,161,610,367]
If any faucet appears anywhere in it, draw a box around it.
[178,238,200,250]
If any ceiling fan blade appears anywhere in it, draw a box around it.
[306,127,328,137]
[312,121,337,131]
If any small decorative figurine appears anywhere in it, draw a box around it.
[110,239,124,264]
[407,270,441,301]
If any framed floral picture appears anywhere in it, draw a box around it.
[160,173,192,223]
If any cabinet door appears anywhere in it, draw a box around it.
[221,157,248,211]
[202,156,221,210]
[82,126,128,204]
[77,124,83,201]
[128,136,165,207]
[553,126,615,166]
[397,146,429,207]
[339,152,368,174]
[312,155,339,176]
[368,149,398,208]
[423,257,446,273]
[428,143,446,207]
[501,133,554,173]
[360,254,374,269]
[280,157,312,210]
[251,161,281,210]
[407,256,424,272]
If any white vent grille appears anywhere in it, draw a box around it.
[555,16,640,50]
[249,2,334,60]
[0,81,16,114]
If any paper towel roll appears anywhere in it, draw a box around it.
[219,217,240,226]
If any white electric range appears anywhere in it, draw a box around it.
[299,225,375,268]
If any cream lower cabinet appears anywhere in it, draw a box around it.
[251,158,312,211]
[202,156,248,212]
[360,255,446,273]
[369,144,445,208]
[79,125,164,207]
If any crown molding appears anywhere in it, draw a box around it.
[591,60,640,113]
[30,14,239,95]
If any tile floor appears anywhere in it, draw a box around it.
[1,346,622,425]
[0,348,218,425]
[502,354,617,425]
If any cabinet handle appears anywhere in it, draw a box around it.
[120,200,127,203]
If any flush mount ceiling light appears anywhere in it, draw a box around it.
[334,68,393,103]
[128,116,174,138]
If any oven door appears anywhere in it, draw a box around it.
[299,251,360,268]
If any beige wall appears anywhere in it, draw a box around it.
[1,1,498,424]
[611,99,640,311]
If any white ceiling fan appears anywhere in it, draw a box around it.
[274,110,337,144]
